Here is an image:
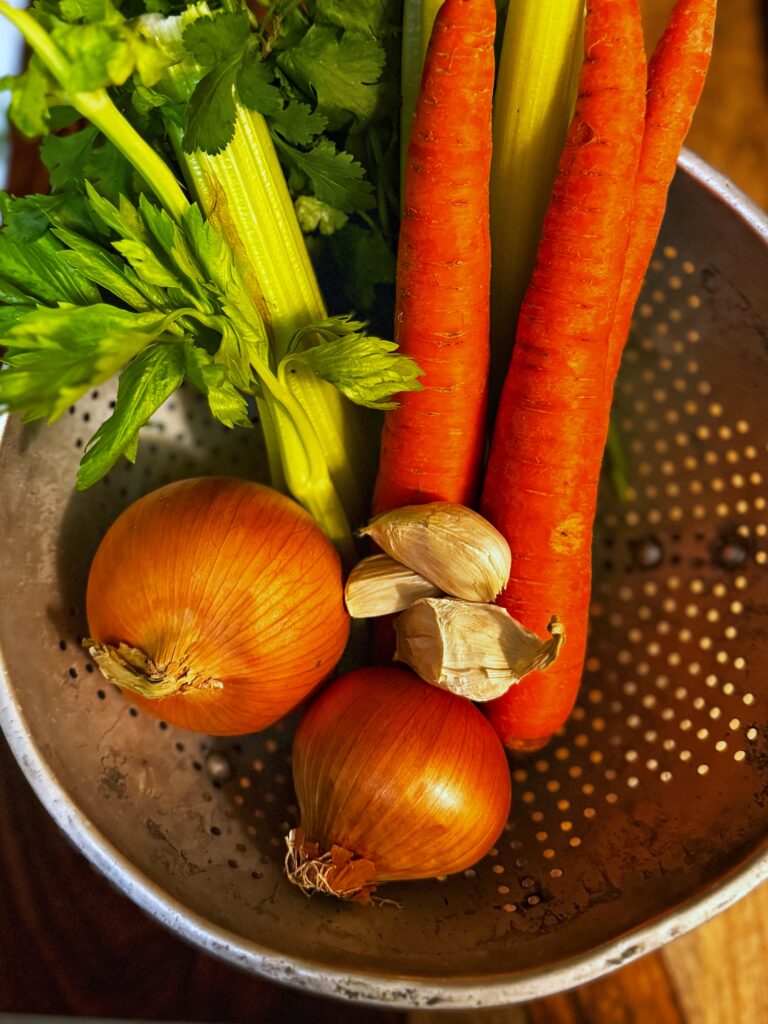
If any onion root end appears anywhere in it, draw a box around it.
[284,828,381,905]
[83,639,223,701]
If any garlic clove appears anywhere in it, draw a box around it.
[344,554,442,618]
[394,598,564,702]
[358,502,511,603]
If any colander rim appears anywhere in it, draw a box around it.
[1,146,767,1009]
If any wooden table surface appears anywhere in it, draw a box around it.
[2,2,767,1022]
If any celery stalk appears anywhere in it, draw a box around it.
[489,0,584,410]
[171,107,376,528]
[399,0,444,192]
[0,1,189,222]
[2,1,362,557]
[177,107,325,357]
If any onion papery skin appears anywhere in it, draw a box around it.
[86,477,350,735]
[290,667,511,897]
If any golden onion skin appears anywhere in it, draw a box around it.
[291,667,511,887]
[86,477,350,734]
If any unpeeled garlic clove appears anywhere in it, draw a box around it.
[394,598,564,702]
[344,554,442,618]
[358,502,511,603]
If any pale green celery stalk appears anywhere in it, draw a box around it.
[606,419,630,502]
[176,109,324,356]
[0,1,358,558]
[489,0,584,413]
[169,104,376,528]
[399,0,444,195]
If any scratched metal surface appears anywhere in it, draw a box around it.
[1,153,767,1008]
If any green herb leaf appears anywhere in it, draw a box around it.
[41,125,133,202]
[183,345,252,429]
[284,317,423,410]
[0,276,36,306]
[112,238,184,289]
[294,195,348,236]
[53,227,155,310]
[48,18,170,92]
[0,306,178,422]
[181,15,282,154]
[236,48,283,116]
[76,340,187,488]
[325,221,395,310]
[58,0,119,24]
[0,306,31,331]
[0,228,101,307]
[179,203,234,300]
[183,60,239,155]
[0,193,50,243]
[273,135,374,214]
[182,11,250,66]
[0,58,55,138]
[276,24,385,131]
[268,100,327,145]
[6,192,100,239]
[315,0,402,37]
[84,185,158,248]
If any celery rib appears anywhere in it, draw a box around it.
[0,1,189,223]
[1,0,372,554]
[174,105,374,528]
[179,109,326,357]
[489,0,584,411]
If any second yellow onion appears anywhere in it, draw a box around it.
[85,476,349,735]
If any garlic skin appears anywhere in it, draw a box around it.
[344,554,442,617]
[358,502,511,602]
[394,598,564,702]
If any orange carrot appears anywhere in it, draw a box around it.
[372,0,495,515]
[606,0,717,383]
[480,0,647,751]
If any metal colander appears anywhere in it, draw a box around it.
[1,150,767,1010]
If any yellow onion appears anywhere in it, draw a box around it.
[85,477,349,735]
[286,667,511,902]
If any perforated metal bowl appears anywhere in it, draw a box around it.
[1,150,767,1010]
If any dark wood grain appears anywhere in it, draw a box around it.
[0,733,404,1023]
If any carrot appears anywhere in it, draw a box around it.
[372,0,495,515]
[606,0,717,383]
[480,0,647,751]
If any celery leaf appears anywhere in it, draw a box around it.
[53,228,156,310]
[284,317,423,410]
[112,239,184,290]
[76,341,187,488]
[0,59,55,138]
[50,21,168,91]
[183,345,252,429]
[58,0,120,23]
[0,306,178,422]
[0,228,101,307]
